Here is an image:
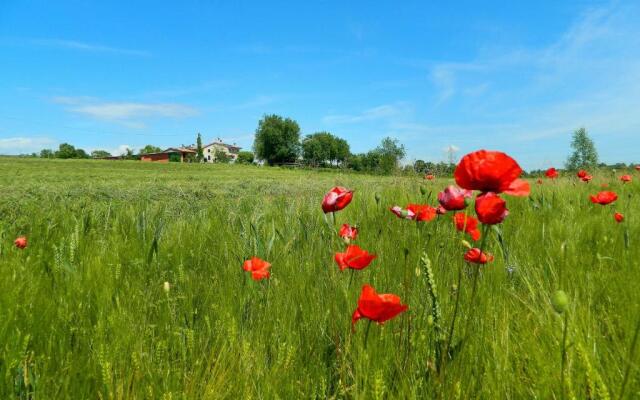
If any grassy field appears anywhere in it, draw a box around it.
[0,157,638,399]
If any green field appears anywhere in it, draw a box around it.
[0,157,638,399]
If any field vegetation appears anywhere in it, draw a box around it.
[0,157,638,399]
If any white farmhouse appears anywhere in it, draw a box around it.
[202,138,242,162]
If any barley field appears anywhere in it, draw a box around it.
[0,157,638,399]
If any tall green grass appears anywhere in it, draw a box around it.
[0,158,638,398]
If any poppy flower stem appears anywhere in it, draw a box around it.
[462,224,490,341]
[363,320,373,349]
[560,312,568,400]
[348,269,355,288]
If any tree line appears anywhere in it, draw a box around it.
[253,114,407,174]
[25,121,626,176]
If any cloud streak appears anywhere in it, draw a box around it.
[30,38,150,56]
[53,97,199,128]
[323,103,410,124]
[0,137,56,154]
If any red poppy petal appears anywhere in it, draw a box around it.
[504,178,531,197]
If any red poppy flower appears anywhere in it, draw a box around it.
[335,245,377,271]
[614,212,624,223]
[453,213,481,241]
[425,174,435,180]
[242,257,271,280]
[475,192,509,225]
[577,170,592,182]
[14,236,27,249]
[351,284,408,329]
[621,175,632,183]
[322,186,354,213]
[390,205,415,220]
[545,167,559,179]
[406,204,437,222]
[590,191,618,205]
[636,165,640,171]
[464,248,494,264]
[339,224,358,241]
[454,150,523,194]
[438,185,472,211]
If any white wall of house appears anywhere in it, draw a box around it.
[203,142,239,163]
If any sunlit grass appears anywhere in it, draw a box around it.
[0,157,638,398]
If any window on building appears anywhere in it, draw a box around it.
[208,155,211,161]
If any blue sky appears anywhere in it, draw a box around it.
[1,1,639,169]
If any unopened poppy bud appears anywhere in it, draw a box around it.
[420,186,427,195]
[374,192,381,204]
[163,281,171,293]
[461,239,472,249]
[551,290,569,314]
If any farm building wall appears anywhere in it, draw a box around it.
[140,153,170,163]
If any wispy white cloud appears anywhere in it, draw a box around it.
[393,2,640,168]
[323,103,410,124]
[29,38,150,56]
[0,136,56,154]
[53,97,199,128]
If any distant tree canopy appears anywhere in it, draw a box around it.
[139,145,162,155]
[196,133,204,162]
[566,127,599,170]
[40,149,54,159]
[301,132,350,166]
[54,143,89,159]
[213,149,231,164]
[348,137,406,174]
[91,150,112,158]
[236,151,255,164]
[253,114,301,165]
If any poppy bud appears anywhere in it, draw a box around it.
[322,186,353,213]
[163,281,171,293]
[374,192,381,204]
[420,186,427,195]
[461,239,472,249]
[426,315,434,326]
[551,290,569,314]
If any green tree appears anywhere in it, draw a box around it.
[302,132,350,166]
[123,148,137,160]
[414,160,427,173]
[376,137,406,174]
[40,149,54,158]
[214,149,231,163]
[253,114,301,165]
[566,127,599,170]
[196,133,204,162]
[139,145,162,155]
[91,150,112,158]
[75,149,90,159]
[236,151,255,164]
[55,143,78,159]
